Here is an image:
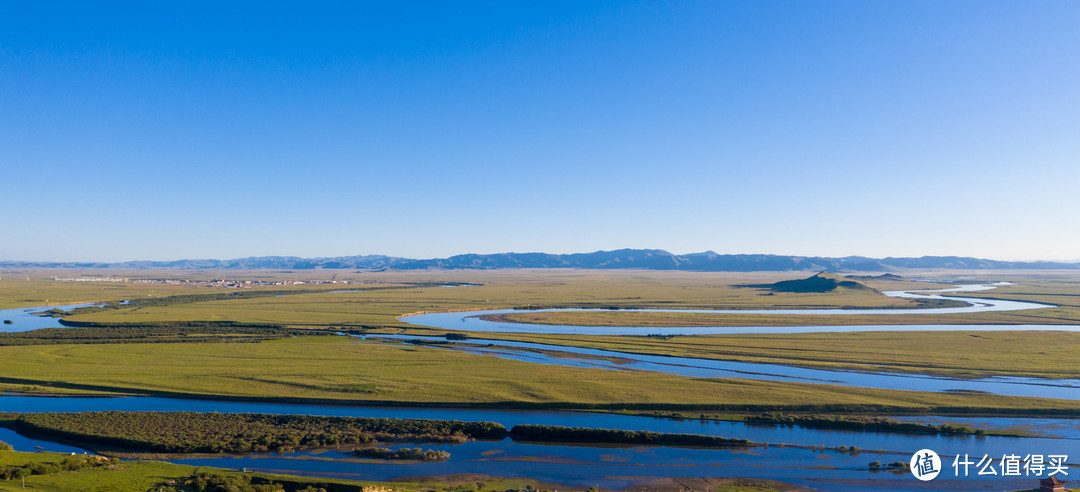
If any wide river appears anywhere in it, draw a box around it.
[1,283,1077,491]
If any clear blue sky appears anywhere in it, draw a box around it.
[2,1,1078,262]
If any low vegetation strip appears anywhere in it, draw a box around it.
[0,325,310,346]
[509,424,753,447]
[54,282,468,319]
[55,320,289,328]
[743,413,990,436]
[11,411,763,457]
[0,453,118,481]
[352,446,451,462]
[159,472,320,492]
[15,412,507,454]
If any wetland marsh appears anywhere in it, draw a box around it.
[3,269,1080,491]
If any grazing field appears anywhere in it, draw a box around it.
[485,276,1080,328]
[35,269,1080,330]
[0,448,607,492]
[480,308,1080,327]
[0,336,1078,414]
[4,269,1080,416]
[480,330,1080,379]
[0,272,220,310]
[51,269,947,328]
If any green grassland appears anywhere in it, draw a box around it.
[0,272,221,310]
[42,269,1080,330]
[476,330,1080,379]
[0,268,454,310]
[486,275,1080,328]
[3,269,1080,415]
[0,382,123,397]
[0,449,615,492]
[479,307,1080,327]
[53,270,943,328]
[0,336,1078,414]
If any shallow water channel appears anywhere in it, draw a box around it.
[399,282,1061,336]
[2,284,1078,490]
[389,283,1080,399]
[0,395,1076,491]
[0,302,98,332]
[365,334,1080,400]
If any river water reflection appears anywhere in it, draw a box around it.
[399,283,1063,335]
[366,334,1080,400]
[0,302,97,332]
[0,395,1075,491]
[2,284,1078,490]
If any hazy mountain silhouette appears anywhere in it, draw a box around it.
[2,250,1077,271]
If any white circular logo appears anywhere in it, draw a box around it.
[910,449,941,481]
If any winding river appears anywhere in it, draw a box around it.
[365,334,1080,400]
[398,283,1063,335]
[385,283,1080,399]
[1,395,1077,492]
[2,282,1078,491]
[0,302,98,333]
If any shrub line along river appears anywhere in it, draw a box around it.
[1,283,1078,491]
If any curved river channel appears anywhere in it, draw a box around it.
[399,282,1062,335]
[1,395,1077,492]
[2,283,1078,491]
[390,283,1080,399]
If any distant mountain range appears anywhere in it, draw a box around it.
[2,249,1077,272]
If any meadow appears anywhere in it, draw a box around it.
[3,268,1080,414]
[0,448,629,492]
[46,269,934,328]
[1,335,1078,414]
[34,269,1080,330]
[478,330,1080,379]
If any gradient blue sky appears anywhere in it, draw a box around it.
[2,1,1078,262]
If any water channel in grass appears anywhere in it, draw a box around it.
[2,284,1078,490]
[0,395,1076,491]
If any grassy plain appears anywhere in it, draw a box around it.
[0,271,221,310]
[0,336,1078,414]
[479,331,1080,379]
[52,270,940,328]
[0,451,802,492]
[3,269,1080,414]
[41,269,1080,330]
[0,268,424,310]
[0,449,612,492]
[34,268,1080,379]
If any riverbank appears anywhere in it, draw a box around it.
[1,448,658,492]
[428,330,1080,380]
[3,336,1080,415]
